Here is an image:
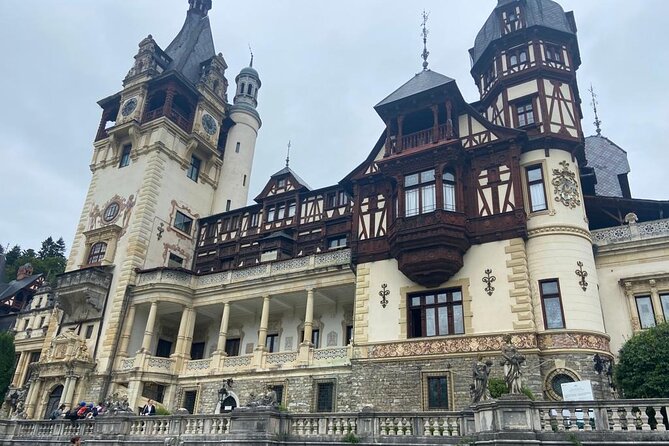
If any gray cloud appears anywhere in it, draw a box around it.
[0,0,667,251]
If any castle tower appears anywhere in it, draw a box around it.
[213,57,262,213]
[470,1,606,345]
[54,0,260,403]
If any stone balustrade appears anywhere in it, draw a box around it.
[591,218,669,246]
[136,249,352,289]
[3,400,669,445]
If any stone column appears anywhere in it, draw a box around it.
[59,375,74,406]
[141,301,159,353]
[217,303,231,354]
[253,295,271,367]
[63,375,78,408]
[649,279,665,324]
[12,352,26,387]
[302,288,315,345]
[172,305,190,357]
[118,304,137,358]
[184,308,196,359]
[25,378,43,418]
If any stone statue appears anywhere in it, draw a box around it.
[6,386,28,413]
[245,385,278,409]
[103,392,133,415]
[218,378,234,403]
[470,357,493,403]
[500,334,525,395]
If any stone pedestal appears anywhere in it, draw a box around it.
[474,395,539,432]
[229,407,282,437]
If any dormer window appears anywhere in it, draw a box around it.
[501,6,523,34]
[277,178,286,188]
[405,170,436,217]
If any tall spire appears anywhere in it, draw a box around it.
[421,10,430,71]
[285,140,291,167]
[588,84,602,136]
[249,44,254,68]
[188,0,212,16]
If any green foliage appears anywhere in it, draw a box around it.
[567,432,583,446]
[155,404,171,415]
[488,377,507,398]
[615,322,669,398]
[2,237,67,284]
[342,432,360,444]
[0,332,16,398]
[487,377,535,400]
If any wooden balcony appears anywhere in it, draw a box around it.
[143,108,193,133]
[387,123,456,155]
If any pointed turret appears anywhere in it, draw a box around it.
[233,54,262,113]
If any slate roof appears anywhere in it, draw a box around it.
[470,0,576,67]
[164,9,216,85]
[584,135,631,198]
[375,70,455,108]
[271,166,311,190]
[0,274,43,302]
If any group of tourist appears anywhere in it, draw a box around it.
[50,401,105,420]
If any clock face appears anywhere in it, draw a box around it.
[201,113,218,135]
[121,97,138,117]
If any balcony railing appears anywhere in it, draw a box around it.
[143,108,193,133]
[591,218,669,246]
[389,123,456,153]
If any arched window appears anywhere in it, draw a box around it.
[87,242,107,265]
[247,84,253,95]
[240,83,246,94]
[443,172,456,211]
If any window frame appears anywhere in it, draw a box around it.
[87,241,107,265]
[442,171,457,212]
[173,211,193,235]
[225,338,241,357]
[525,164,548,212]
[314,380,336,413]
[407,288,465,338]
[187,155,202,182]
[119,144,132,168]
[404,169,436,217]
[507,46,528,68]
[327,235,348,250]
[545,43,564,64]
[635,295,656,329]
[168,252,184,268]
[265,333,279,353]
[660,293,669,321]
[539,279,566,330]
[422,372,452,411]
[516,100,536,127]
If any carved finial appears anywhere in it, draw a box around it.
[248,44,254,68]
[188,0,212,15]
[421,10,430,71]
[588,84,602,136]
[285,140,291,167]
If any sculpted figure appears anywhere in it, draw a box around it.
[470,357,493,403]
[500,334,525,394]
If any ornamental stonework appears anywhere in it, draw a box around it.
[551,161,581,208]
[537,332,610,352]
[367,333,536,358]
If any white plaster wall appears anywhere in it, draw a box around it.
[507,80,538,101]
[128,305,149,355]
[363,240,516,343]
[214,110,260,213]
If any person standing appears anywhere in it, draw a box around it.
[141,399,156,416]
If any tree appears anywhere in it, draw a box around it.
[615,322,669,398]
[0,332,15,398]
[2,237,67,284]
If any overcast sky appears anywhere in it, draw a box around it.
[0,0,668,252]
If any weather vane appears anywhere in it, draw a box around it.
[421,10,430,71]
[248,44,254,67]
[285,140,291,167]
[588,84,602,136]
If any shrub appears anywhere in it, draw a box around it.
[487,377,535,400]
[615,322,669,398]
[0,332,16,398]
[342,432,360,443]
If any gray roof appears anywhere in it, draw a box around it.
[584,135,631,198]
[164,9,216,85]
[0,274,42,302]
[470,0,575,67]
[375,70,454,108]
[271,166,311,190]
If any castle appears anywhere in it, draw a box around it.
[8,0,669,420]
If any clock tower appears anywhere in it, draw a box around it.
[62,0,262,391]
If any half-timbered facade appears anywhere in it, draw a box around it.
[10,0,669,420]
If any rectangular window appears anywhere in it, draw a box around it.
[540,279,565,329]
[661,294,669,320]
[190,342,205,360]
[327,235,347,250]
[119,144,132,168]
[408,289,464,338]
[545,44,563,63]
[226,200,231,212]
[183,390,197,414]
[526,165,548,212]
[249,212,259,228]
[225,338,240,356]
[316,382,335,412]
[168,253,184,268]
[84,324,94,339]
[405,169,436,217]
[345,325,353,345]
[287,202,296,218]
[235,142,241,153]
[301,329,320,347]
[443,172,456,212]
[326,191,348,209]
[39,316,45,327]
[636,295,656,329]
[142,382,166,404]
[427,376,449,409]
[270,385,284,406]
[266,333,279,353]
[507,47,528,67]
[174,211,193,235]
[516,101,535,127]
[187,155,201,182]
[155,339,173,358]
[243,174,247,186]
[266,206,275,222]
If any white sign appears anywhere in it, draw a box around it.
[561,380,594,401]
